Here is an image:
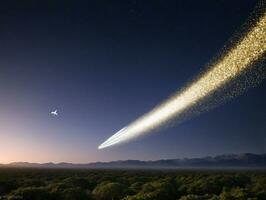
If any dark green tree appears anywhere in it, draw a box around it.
[92,182,125,200]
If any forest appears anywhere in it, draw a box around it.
[0,168,265,200]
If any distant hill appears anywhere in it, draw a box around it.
[3,153,266,169]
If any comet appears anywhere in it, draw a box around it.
[98,2,266,149]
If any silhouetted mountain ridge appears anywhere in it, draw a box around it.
[3,153,266,169]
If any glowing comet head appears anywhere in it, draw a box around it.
[98,127,128,149]
[98,2,266,150]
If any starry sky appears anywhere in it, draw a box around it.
[0,0,265,163]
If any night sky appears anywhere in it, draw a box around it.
[0,0,265,163]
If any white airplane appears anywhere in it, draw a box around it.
[51,109,58,116]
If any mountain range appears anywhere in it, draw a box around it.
[1,153,266,169]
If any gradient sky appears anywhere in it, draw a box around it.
[0,0,265,164]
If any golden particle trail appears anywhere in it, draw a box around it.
[98,7,266,149]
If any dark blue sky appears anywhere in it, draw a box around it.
[0,0,265,163]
